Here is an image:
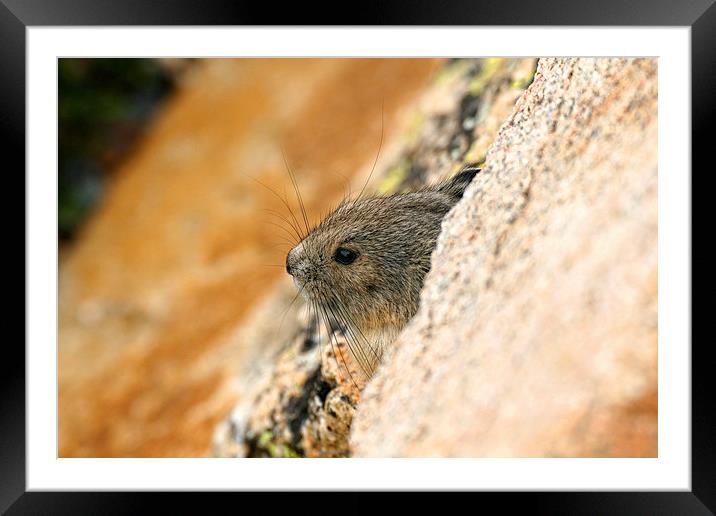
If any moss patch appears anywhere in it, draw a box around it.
[469,58,505,96]
[377,158,410,195]
[463,143,487,166]
[511,69,536,90]
[433,59,471,86]
[257,431,302,458]
[404,111,426,147]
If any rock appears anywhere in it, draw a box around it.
[351,58,657,457]
[214,306,365,458]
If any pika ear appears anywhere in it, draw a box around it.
[437,164,481,200]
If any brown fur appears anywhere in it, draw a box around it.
[286,165,479,376]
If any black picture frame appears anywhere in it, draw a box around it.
[4,0,708,512]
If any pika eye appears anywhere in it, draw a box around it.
[334,247,358,265]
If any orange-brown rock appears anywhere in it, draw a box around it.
[351,58,658,457]
[59,58,442,457]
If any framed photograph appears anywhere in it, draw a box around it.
[7,0,709,512]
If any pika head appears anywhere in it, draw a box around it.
[286,165,479,375]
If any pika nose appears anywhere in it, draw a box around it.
[286,246,300,277]
[286,244,305,278]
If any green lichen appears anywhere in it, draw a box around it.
[281,445,302,458]
[469,58,505,96]
[377,158,410,195]
[258,430,273,447]
[257,430,302,458]
[433,59,471,86]
[511,68,536,90]
[463,142,487,166]
[404,111,426,147]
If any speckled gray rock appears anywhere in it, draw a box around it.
[350,58,658,457]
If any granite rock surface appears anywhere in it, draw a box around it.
[351,58,658,457]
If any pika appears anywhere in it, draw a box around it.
[285,164,479,378]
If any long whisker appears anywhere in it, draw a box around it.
[277,283,306,335]
[280,145,311,236]
[268,246,295,253]
[315,296,360,390]
[319,294,366,372]
[321,294,375,377]
[251,176,305,241]
[267,239,297,248]
[263,208,304,241]
[310,299,330,372]
[331,311,382,378]
[357,100,385,201]
[264,220,301,245]
[326,292,382,362]
[316,291,368,382]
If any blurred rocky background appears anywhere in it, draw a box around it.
[58,58,443,456]
[59,59,182,241]
[58,57,656,458]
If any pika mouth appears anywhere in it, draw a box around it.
[292,276,313,298]
[292,276,302,291]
